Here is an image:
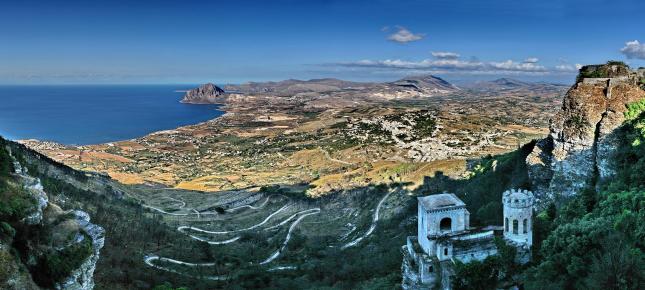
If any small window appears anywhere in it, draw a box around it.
[428,265,433,273]
[523,219,528,233]
[444,248,448,256]
[505,218,509,232]
[513,219,518,234]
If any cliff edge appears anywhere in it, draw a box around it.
[0,139,104,290]
[526,62,645,204]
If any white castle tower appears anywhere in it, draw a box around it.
[502,189,534,246]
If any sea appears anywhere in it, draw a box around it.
[0,85,224,145]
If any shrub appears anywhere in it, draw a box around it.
[0,222,15,239]
[0,187,36,221]
[33,233,93,287]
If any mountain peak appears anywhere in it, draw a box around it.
[181,83,226,104]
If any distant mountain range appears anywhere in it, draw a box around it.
[182,75,568,104]
[463,78,570,95]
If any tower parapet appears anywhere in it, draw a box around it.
[502,189,534,247]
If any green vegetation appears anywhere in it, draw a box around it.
[0,249,16,284]
[524,108,645,289]
[0,141,34,222]
[606,60,629,67]
[34,233,94,287]
[153,282,188,290]
[420,142,533,226]
[624,99,645,121]
[0,139,13,190]
[565,115,589,130]
[0,222,15,239]
[452,255,501,290]
[579,69,607,79]
[411,114,436,139]
[421,120,644,289]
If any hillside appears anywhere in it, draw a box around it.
[0,137,104,289]
[2,63,643,290]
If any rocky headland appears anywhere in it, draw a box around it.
[180,83,226,104]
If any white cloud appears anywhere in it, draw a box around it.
[620,40,645,59]
[554,63,583,72]
[387,26,424,43]
[524,57,539,63]
[335,58,549,74]
[431,51,460,60]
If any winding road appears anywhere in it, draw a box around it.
[260,208,320,265]
[144,255,225,281]
[142,194,281,217]
[178,204,291,235]
[341,189,394,249]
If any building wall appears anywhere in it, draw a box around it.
[503,200,533,246]
[418,205,431,254]
[426,207,468,236]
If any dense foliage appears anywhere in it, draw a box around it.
[525,108,645,290]
[34,234,94,286]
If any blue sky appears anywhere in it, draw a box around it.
[1,0,644,84]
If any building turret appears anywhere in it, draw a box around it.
[502,189,534,246]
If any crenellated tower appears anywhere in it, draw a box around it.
[502,189,534,247]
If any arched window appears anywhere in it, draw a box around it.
[523,219,528,233]
[513,219,518,234]
[444,248,448,256]
[505,218,509,232]
[439,217,452,232]
[428,265,433,273]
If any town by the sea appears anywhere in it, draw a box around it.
[0,85,224,145]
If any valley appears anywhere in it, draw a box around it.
[21,76,566,196]
[11,75,571,288]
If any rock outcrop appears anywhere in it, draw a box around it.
[527,63,645,204]
[1,145,105,290]
[181,83,226,104]
[55,211,105,290]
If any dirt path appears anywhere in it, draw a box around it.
[341,189,393,249]
[319,147,354,165]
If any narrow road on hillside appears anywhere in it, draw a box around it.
[178,204,291,235]
[260,208,321,265]
[144,255,225,281]
[142,194,281,217]
[341,189,394,249]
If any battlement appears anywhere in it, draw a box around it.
[502,189,534,208]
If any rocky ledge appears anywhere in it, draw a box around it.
[1,147,105,290]
[526,62,645,204]
[181,83,226,104]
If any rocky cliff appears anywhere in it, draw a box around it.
[0,141,104,290]
[181,83,226,104]
[526,63,645,204]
